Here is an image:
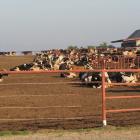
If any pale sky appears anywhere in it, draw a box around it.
[0,0,140,51]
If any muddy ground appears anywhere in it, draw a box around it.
[0,56,140,131]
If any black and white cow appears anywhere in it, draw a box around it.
[79,72,111,88]
[121,72,137,83]
[59,59,77,78]
[10,63,33,71]
[79,71,137,88]
[0,73,8,82]
[59,62,69,77]
[109,72,137,83]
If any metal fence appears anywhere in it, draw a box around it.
[92,55,140,69]
[0,68,140,127]
[102,68,140,126]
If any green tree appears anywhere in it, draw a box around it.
[98,42,108,48]
[87,45,96,49]
[67,45,78,50]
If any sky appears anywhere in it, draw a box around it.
[0,0,140,51]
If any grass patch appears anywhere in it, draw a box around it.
[0,130,29,137]
[36,125,140,136]
[0,126,139,137]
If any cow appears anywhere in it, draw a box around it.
[59,58,77,78]
[108,72,137,83]
[119,72,137,83]
[10,63,33,71]
[0,73,8,82]
[79,72,111,88]
[80,71,137,88]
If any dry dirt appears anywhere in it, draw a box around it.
[0,56,140,131]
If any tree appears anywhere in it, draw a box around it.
[67,45,78,50]
[87,45,96,49]
[98,42,108,48]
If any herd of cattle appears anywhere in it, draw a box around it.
[0,48,139,88]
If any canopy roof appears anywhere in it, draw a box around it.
[128,30,140,39]
[111,30,140,43]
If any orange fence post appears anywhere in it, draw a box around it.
[102,60,107,126]
[102,69,107,126]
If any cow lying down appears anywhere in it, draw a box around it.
[59,61,77,78]
[60,72,77,78]
[79,72,137,88]
[79,72,111,88]
[109,72,137,83]
[0,73,8,82]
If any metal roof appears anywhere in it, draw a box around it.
[128,30,140,39]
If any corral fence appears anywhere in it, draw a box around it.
[0,68,140,127]
[92,55,140,69]
[102,68,140,126]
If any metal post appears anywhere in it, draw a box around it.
[102,61,107,126]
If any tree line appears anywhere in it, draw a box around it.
[67,42,115,50]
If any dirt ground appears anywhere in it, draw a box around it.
[0,56,140,131]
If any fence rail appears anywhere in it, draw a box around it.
[101,68,140,126]
[0,68,140,127]
[92,55,140,69]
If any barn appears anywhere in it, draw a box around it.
[112,29,140,51]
